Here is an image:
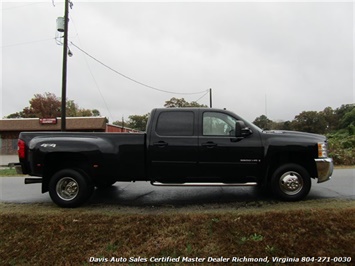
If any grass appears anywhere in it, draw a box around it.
[0,199,354,266]
[0,168,20,176]
[1,167,354,265]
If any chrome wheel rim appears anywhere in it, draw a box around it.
[56,177,79,201]
[279,171,303,195]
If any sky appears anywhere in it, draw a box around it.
[1,0,354,123]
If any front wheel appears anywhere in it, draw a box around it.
[49,169,94,208]
[270,164,311,201]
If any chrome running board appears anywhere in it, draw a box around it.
[151,182,258,187]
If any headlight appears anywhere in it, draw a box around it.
[318,142,328,158]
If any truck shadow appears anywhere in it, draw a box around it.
[88,179,347,208]
[89,182,271,207]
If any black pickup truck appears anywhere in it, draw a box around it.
[17,108,333,207]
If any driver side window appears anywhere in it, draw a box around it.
[203,112,236,136]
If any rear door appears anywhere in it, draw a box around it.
[148,110,198,181]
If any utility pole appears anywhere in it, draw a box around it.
[265,94,268,117]
[209,88,212,108]
[61,0,69,131]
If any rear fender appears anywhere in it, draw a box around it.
[42,153,93,193]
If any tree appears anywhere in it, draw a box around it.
[6,109,29,119]
[276,120,292,130]
[92,109,101,117]
[321,107,337,132]
[30,92,62,118]
[253,115,272,130]
[6,92,101,118]
[164,97,207,108]
[6,92,62,118]
[66,100,79,117]
[338,104,355,129]
[127,114,149,131]
[114,114,149,131]
[66,100,100,117]
[291,111,328,134]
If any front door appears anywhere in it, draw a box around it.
[198,111,263,182]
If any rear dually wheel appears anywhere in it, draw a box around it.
[49,168,94,208]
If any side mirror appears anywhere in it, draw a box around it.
[235,121,243,137]
[235,121,252,138]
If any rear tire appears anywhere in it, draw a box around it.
[49,168,94,208]
[271,164,311,201]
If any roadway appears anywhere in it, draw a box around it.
[0,169,354,206]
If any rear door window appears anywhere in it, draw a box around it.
[156,111,194,136]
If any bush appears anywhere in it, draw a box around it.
[327,131,355,165]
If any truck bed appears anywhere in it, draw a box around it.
[19,131,147,181]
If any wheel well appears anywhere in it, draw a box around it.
[266,152,317,183]
[42,153,91,193]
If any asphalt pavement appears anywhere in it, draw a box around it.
[0,169,354,206]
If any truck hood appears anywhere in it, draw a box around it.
[263,130,326,142]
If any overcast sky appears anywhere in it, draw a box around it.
[1,0,354,123]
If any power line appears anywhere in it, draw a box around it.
[1,37,55,48]
[195,90,210,103]
[70,42,209,96]
[68,15,114,122]
[1,3,43,10]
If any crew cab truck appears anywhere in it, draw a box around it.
[17,108,333,208]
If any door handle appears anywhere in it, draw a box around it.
[201,142,217,148]
[153,141,168,148]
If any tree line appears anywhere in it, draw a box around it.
[6,93,353,136]
[5,93,353,164]
[6,92,100,119]
[123,100,354,135]
[5,93,206,131]
[252,104,354,165]
[253,104,355,135]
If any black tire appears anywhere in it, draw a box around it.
[270,163,311,201]
[49,168,94,208]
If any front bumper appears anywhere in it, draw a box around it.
[315,158,333,183]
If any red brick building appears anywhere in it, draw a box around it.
[0,117,139,155]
